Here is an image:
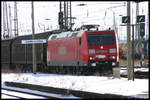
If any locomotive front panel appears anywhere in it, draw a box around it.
[86,30,119,67]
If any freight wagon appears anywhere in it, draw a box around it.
[1,30,62,72]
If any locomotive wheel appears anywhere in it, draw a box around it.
[79,67,83,75]
[72,67,76,75]
[83,67,90,75]
[73,66,79,75]
[62,67,66,74]
[56,67,59,74]
[65,67,69,74]
[52,67,57,73]
[94,72,100,76]
[76,66,81,75]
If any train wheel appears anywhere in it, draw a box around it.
[74,66,79,75]
[52,66,56,74]
[63,66,67,74]
[83,67,89,75]
[79,67,83,75]
[56,66,59,74]
[94,71,100,76]
[76,67,79,75]
[66,67,70,74]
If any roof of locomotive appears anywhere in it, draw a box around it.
[48,31,80,40]
[48,29,115,40]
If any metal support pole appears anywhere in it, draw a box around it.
[31,1,36,74]
[64,1,66,30]
[127,1,133,80]
[3,2,7,39]
[66,1,68,29]
[135,2,139,40]
[60,1,61,12]
[70,1,72,30]
[132,25,135,81]
[8,4,12,38]
[14,1,19,37]
[6,2,10,38]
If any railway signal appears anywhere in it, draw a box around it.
[139,23,145,37]
[136,15,145,37]
[136,15,145,67]
[137,15,145,23]
[122,16,130,23]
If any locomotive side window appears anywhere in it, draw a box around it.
[71,32,78,37]
[87,34,115,45]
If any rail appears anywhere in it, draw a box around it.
[2,87,59,99]
[2,92,25,99]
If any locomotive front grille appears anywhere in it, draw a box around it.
[89,61,117,67]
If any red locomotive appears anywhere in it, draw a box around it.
[1,25,119,74]
[47,25,119,73]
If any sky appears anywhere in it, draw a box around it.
[1,1,149,40]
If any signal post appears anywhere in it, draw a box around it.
[31,1,37,74]
[121,1,133,80]
[121,2,145,80]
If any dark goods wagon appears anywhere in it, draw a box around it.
[11,31,54,72]
[2,30,60,73]
[1,38,13,72]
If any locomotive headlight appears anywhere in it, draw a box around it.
[89,49,95,54]
[89,57,93,60]
[109,56,116,59]
[109,48,116,53]
[89,57,95,60]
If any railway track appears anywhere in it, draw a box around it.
[3,81,141,99]
[2,90,26,99]
[2,82,80,99]
[1,88,47,99]
[1,87,60,99]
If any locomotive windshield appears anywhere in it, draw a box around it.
[87,34,115,45]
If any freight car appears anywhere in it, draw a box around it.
[1,30,63,72]
[1,38,14,71]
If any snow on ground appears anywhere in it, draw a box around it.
[2,94,17,99]
[120,67,149,75]
[1,73,149,98]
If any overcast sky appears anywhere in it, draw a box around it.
[1,1,149,40]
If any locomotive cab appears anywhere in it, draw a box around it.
[85,30,119,68]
